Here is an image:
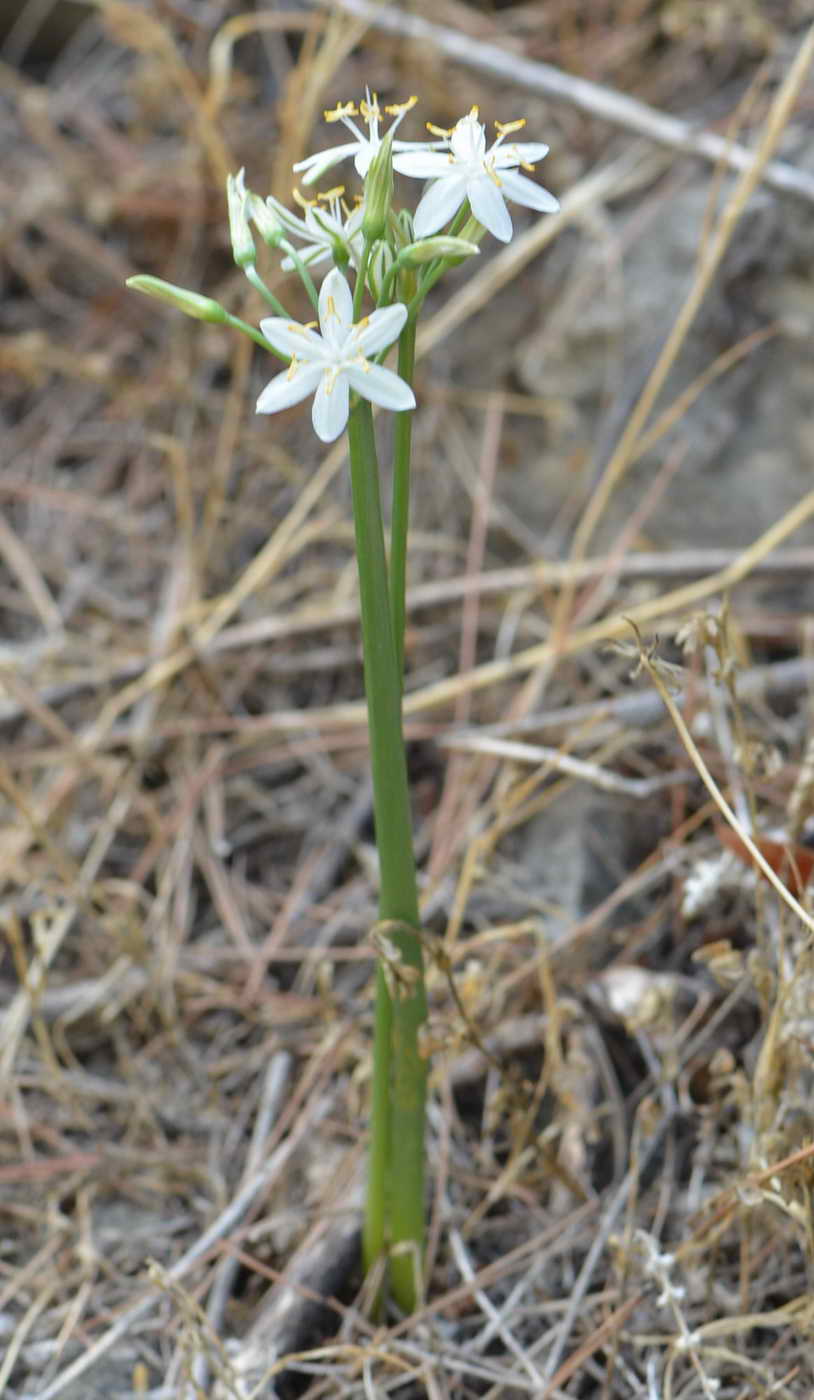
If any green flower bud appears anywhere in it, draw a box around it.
[125,276,228,323]
[362,127,394,243]
[248,192,284,249]
[401,237,480,266]
[367,239,395,300]
[226,168,256,269]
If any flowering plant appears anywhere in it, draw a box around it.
[127,90,558,1313]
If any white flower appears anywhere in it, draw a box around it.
[395,107,559,243]
[293,91,442,187]
[263,187,365,272]
[257,267,415,443]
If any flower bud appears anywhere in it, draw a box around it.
[248,192,284,248]
[361,127,394,243]
[226,168,255,268]
[402,237,480,265]
[366,239,395,300]
[125,276,228,323]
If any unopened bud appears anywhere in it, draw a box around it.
[366,239,395,300]
[402,237,480,265]
[125,275,228,323]
[226,168,255,268]
[248,192,284,248]
[362,128,394,243]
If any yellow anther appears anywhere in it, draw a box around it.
[519,160,536,173]
[385,95,418,116]
[360,93,381,122]
[495,117,526,135]
[324,101,357,122]
[326,294,337,319]
[292,187,317,210]
[286,355,300,380]
[485,164,503,188]
[468,105,480,120]
[317,185,345,203]
[426,121,453,138]
[304,320,318,330]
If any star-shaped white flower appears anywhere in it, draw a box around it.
[395,108,559,243]
[263,187,366,272]
[257,268,415,443]
[293,91,442,187]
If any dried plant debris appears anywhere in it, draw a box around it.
[4,1,814,1396]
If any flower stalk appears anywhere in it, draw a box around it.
[126,89,559,1315]
[347,398,427,1312]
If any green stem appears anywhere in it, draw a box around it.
[348,398,427,1314]
[222,312,288,359]
[279,240,320,313]
[244,265,290,317]
[389,318,417,682]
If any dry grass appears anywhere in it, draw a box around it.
[3,1,814,1396]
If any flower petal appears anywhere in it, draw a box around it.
[393,150,455,180]
[256,362,323,415]
[280,246,332,273]
[498,169,560,213]
[345,362,416,412]
[450,114,486,164]
[293,140,360,186]
[312,370,350,442]
[467,175,513,242]
[493,141,550,168]
[318,267,354,348]
[260,318,325,359]
[413,172,470,238]
[352,303,408,357]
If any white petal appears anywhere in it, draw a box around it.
[293,140,360,186]
[413,173,470,238]
[353,140,377,178]
[280,245,331,273]
[499,169,560,213]
[493,141,550,168]
[467,175,513,242]
[318,268,354,348]
[352,303,408,357]
[393,150,455,180]
[451,114,485,164]
[312,370,350,442]
[345,363,416,412]
[259,318,325,359]
[256,362,322,415]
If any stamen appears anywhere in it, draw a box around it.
[385,96,418,116]
[495,118,526,135]
[360,93,381,123]
[326,295,337,319]
[485,164,503,188]
[324,101,357,123]
[426,121,453,138]
[468,105,480,120]
[317,186,346,203]
[286,355,300,381]
[304,321,318,330]
[292,188,317,211]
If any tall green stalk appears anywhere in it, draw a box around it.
[389,317,417,682]
[348,397,427,1313]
